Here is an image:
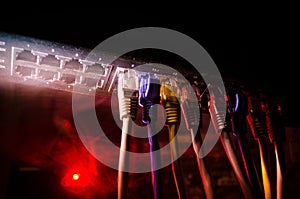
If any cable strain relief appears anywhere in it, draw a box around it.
[142,100,153,123]
[267,112,285,142]
[130,91,139,121]
[187,100,201,128]
[248,112,268,140]
[165,99,180,124]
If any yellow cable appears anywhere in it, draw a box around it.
[161,81,186,199]
[258,140,272,199]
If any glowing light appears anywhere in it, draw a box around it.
[61,166,90,188]
[234,93,239,112]
[72,173,80,181]
[63,121,70,129]
[261,103,265,111]
[277,105,281,111]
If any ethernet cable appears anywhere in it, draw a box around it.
[181,84,215,199]
[246,95,272,199]
[160,80,187,199]
[139,74,163,199]
[117,69,139,199]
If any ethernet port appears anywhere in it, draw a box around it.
[60,74,76,84]
[64,59,82,70]
[83,78,98,87]
[85,63,105,75]
[40,55,60,67]
[16,50,37,63]
[39,70,57,80]
[15,65,34,77]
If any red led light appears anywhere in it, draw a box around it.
[61,166,90,188]
[72,173,80,181]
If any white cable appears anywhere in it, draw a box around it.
[117,69,139,199]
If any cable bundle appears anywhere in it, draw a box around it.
[227,90,263,199]
[261,96,286,199]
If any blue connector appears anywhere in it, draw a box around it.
[139,74,161,124]
[227,90,249,136]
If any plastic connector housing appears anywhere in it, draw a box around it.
[139,74,161,123]
[246,96,268,140]
[207,89,227,133]
[160,80,181,124]
[227,91,249,136]
[117,69,139,120]
[181,84,201,130]
[261,96,285,143]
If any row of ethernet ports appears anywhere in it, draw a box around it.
[15,50,106,73]
[14,65,105,88]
